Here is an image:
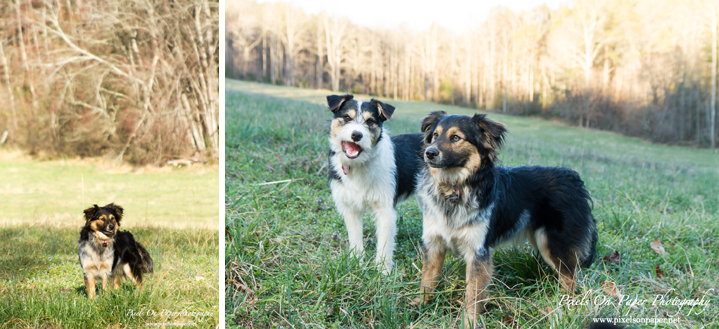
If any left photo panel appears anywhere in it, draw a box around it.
[0,0,220,327]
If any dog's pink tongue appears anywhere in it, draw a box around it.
[343,142,360,156]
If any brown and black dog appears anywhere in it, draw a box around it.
[413,112,597,327]
[78,203,153,298]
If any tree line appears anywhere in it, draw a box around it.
[0,0,219,165]
[228,0,719,148]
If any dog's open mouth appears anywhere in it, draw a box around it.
[103,229,115,236]
[342,141,362,159]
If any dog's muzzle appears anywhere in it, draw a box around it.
[425,148,439,160]
[424,148,445,168]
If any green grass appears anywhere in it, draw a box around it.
[0,226,219,328]
[225,80,719,328]
[0,153,219,229]
[0,154,220,328]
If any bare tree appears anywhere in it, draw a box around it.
[571,0,608,90]
[278,3,306,86]
[0,0,219,164]
[0,39,17,134]
[707,1,718,148]
[228,0,262,77]
[322,14,348,92]
[315,16,324,89]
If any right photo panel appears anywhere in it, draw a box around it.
[225,0,719,328]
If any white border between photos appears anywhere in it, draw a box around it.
[219,0,226,325]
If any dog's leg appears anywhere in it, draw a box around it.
[101,275,108,292]
[110,274,121,289]
[413,237,447,305]
[135,270,143,288]
[373,205,397,274]
[123,263,138,286]
[534,228,578,293]
[464,249,493,329]
[84,274,96,299]
[342,208,365,259]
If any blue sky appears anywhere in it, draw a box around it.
[255,0,569,33]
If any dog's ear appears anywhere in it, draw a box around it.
[104,203,124,224]
[370,99,395,121]
[420,111,446,143]
[327,94,353,113]
[471,113,507,156]
[83,205,99,221]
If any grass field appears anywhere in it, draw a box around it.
[0,151,219,229]
[0,154,219,328]
[225,79,718,328]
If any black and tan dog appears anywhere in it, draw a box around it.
[413,111,597,326]
[78,203,153,298]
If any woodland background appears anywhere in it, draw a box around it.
[0,0,219,165]
[227,0,719,148]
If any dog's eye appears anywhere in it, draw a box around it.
[366,119,375,125]
[451,135,461,142]
[433,132,438,138]
[343,115,352,122]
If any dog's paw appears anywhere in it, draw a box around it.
[381,265,392,275]
[377,259,393,275]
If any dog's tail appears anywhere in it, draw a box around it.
[136,242,154,274]
[580,215,599,268]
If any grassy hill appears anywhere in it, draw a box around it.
[225,79,718,328]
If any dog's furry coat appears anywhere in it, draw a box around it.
[414,111,597,326]
[78,203,153,298]
[325,94,423,273]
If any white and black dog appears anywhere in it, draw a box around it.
[326,94,424,274]
[413,111,598,327]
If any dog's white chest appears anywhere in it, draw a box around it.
[79,242,114,277]
[424,209,490,257]
[331,169,394,210]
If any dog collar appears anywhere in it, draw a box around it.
[342,165,350,175]
[449,188,461,202]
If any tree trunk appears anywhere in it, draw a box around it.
[711,8,717,148]
[15,0,39,114]
[465,36,471,105]
[270,34,276,84]
[489,18,495,109]
[286,45,294,86]
[262,29,267,79]
[316,21,323,89]
[529,52,534,103]
[602,45,610,94]
[404,48,410,100]
[392,51,398,100]
[0,41,17,134]
[243,47,250,76]
[502,37,508,113]
[277,38,284,84]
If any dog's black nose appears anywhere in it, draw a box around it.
[425,149,438,160]
[351,131,363,142]
[109,224,115,230]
